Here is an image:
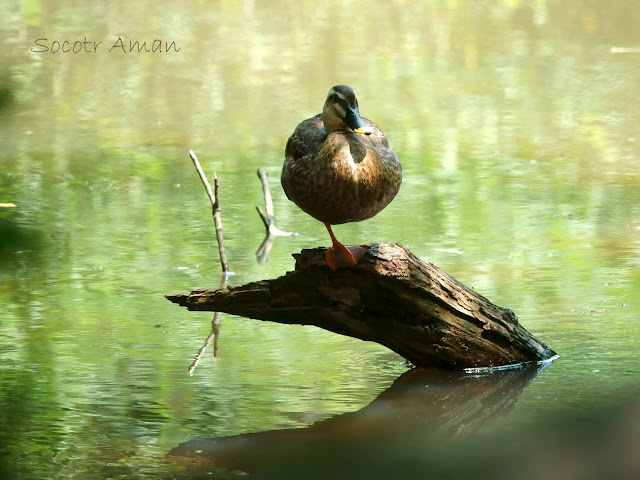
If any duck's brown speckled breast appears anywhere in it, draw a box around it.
[281,114,402,225]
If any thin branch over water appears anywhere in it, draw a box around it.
[189,149,230,275]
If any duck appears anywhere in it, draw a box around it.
[281,85,402,270]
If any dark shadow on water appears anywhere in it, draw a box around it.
[0,74,13,111]
[0,219,44,265]
[168,363,554,479]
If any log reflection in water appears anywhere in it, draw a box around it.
[169,362,550,475]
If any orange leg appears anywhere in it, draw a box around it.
[324,224,368,270]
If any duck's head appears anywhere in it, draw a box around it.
[322,85,373,136]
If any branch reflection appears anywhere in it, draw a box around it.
[188,274,229,375]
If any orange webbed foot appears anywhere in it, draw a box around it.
[325,244,368,270]
[323,223,368,270]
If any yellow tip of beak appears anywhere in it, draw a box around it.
[353,126,373,135]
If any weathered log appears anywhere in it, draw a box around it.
[165,243,555,369]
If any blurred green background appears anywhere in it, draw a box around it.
[1,1,639,479]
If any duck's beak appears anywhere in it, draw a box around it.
[353,125,373,135]
[345,108,373,135]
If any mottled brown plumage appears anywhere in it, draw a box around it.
[282,86,402,224]
[281,85,402,269]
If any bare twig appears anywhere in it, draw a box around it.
[256,205,269,227]
[256,168,296,237]
[255,168,296,265]
[186,150,231,374]
[258,168,276,222]
[189,150,230,274]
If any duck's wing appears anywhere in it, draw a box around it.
[361,117,392,149]
[284,114,327,163]
[358,117,402,171]
[282,114,328,202]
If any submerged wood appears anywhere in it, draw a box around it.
[165,243,555,369]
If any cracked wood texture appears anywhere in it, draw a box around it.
[165,243,555,369]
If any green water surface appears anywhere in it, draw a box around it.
[1,1,639,479]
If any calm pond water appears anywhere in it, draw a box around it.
[1,1,639,479]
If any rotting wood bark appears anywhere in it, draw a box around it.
[166,243,556,369]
